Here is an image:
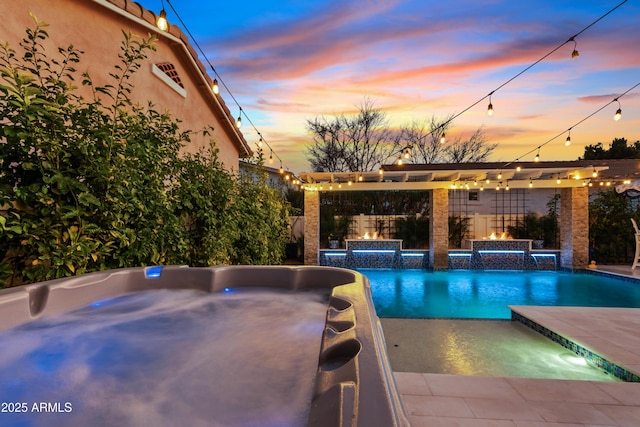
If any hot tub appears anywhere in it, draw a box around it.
[0,265,408,427]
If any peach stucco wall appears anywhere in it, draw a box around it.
[1,0,249,171]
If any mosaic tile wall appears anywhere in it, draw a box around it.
[319,239,428,269]
[320,248,559,270]
[512,311,640,382]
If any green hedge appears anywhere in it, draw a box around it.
[0,16,289,287]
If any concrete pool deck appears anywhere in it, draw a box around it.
[394,265,640,426]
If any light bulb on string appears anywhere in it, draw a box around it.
[570,36,579,59]
[440,133,446,144]
[279,162,284,174]
[268,150,273,163]
[236,108,242,129]
[397,155,403,165]
[614,99,622,121]
[565,129,571,146]
[529,180,533,188]
[212,79,219,95]
[403,148,411,159]
[487,93,494,116]
[156,8,168,31]
[534,148,540,162]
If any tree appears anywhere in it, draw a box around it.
[581,138,640,160]
[402,115,496,164]
[306,98,401,172]
[401,115,449,163]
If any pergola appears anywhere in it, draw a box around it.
[300,160,610,270]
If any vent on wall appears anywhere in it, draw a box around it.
[151,63,187,98]
[155,62,183,88]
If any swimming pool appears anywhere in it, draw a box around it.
[365,270,640,319]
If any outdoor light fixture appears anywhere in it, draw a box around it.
[497,171,502,179]
[440,133,446,144]
[236,108,242,129]
[156,8,168,31]
[556,176,561,184]
[592,169,598,178]
[358,175,363,182]
[212,79,219,95]
[480,185,484,192]
[614,98,622,121]
[570,37,579,59]
[268,151,273,163]
[505,181,510,191]
[403,148,411,159]
[397,155,403,165]
[529,180,533,188]
[258,137,263,148]
[534,148,540,162]
[516,165,522,172]
[487,94,493,116]
[378,167,384,175]
[565,130,571,146]
[279,162,284,174]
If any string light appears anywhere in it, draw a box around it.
[565,129,571,146]
[439,133,446,144]
[529,180,533,188]
[159,0,299,183]
[397,155,403,165]
[492,80,639,182]
[236,108,242,129]
[570,36,579,59]
[505,181,510,191]
[487,93,494,116]
[614,98,622,120]
[156,7,168,31]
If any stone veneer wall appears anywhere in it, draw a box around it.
[560,187,589,270]
[304,191,319,265]
[430,188,449,270]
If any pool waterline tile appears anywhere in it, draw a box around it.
[510,307,640,382]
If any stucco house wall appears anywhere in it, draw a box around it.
[1,0,250,170]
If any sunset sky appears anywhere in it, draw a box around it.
[137,0,639,174]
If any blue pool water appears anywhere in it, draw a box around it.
[364,270,640,319]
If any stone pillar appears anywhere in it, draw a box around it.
[560,187,589,270]
[304,190,320,265]
[430,188,449,270]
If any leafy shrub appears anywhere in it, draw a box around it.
[0,16,289,287]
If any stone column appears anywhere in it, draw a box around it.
[304,190,320,265]
[560,187,589,270]
[430,188,449,270]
